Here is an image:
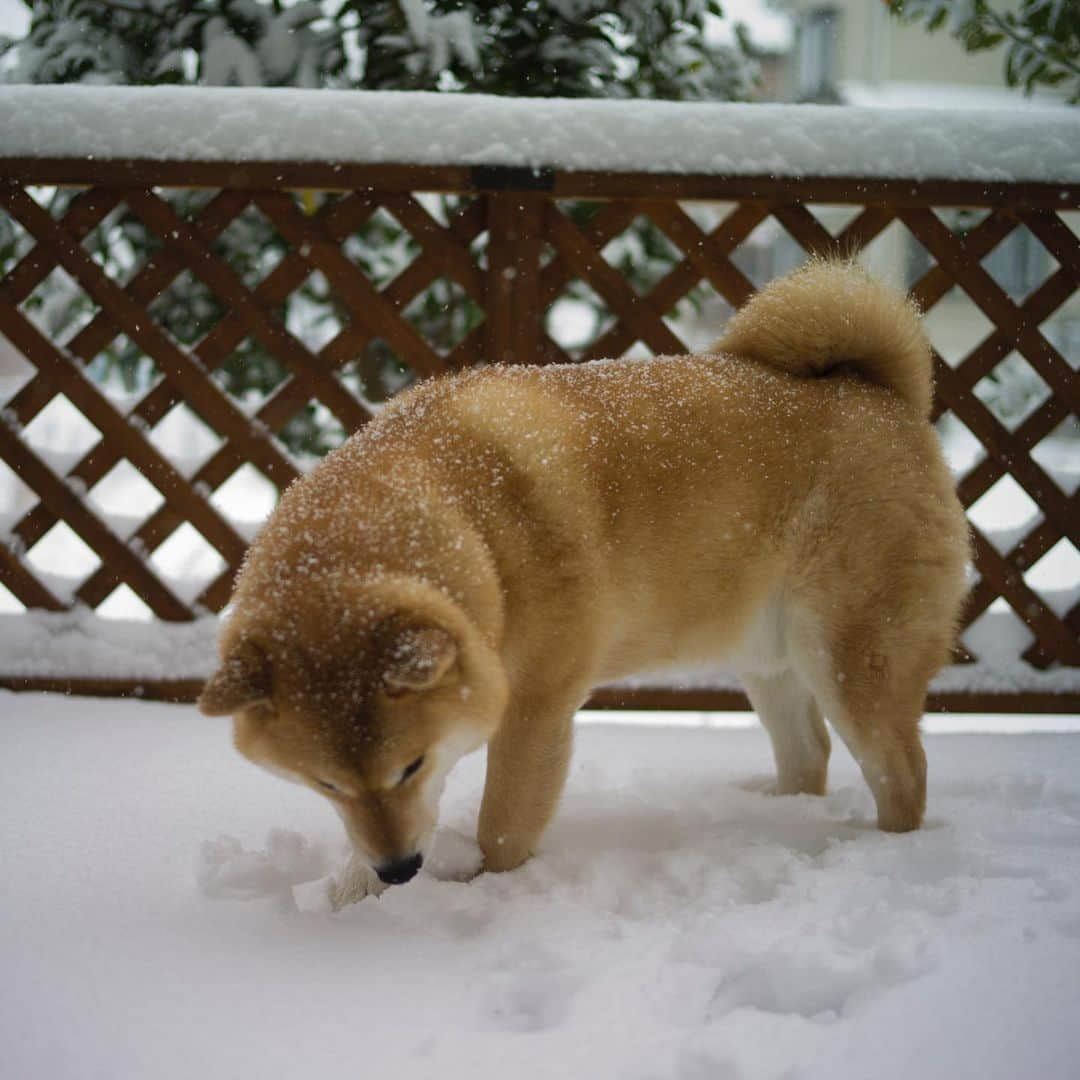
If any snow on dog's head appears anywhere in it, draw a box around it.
[199,573,507,886]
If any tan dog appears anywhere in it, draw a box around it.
[200,260,969,886]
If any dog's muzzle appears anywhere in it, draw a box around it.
[375,853,423,885]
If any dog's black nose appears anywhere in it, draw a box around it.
[375,853,423,885]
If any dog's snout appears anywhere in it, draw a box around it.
[375,853,423,885]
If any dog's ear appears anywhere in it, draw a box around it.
[381,623,458,696]
[199,640,272,716]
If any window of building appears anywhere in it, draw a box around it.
[797,7,840,102]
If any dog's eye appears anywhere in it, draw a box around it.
[317,779,342,794]
[399,756,424,785]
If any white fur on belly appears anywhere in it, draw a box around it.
[727,591,790,678]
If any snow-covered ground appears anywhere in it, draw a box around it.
[2,692,1079,1080]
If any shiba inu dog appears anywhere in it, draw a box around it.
[200,260,969,887]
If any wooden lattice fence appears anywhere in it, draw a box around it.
[0,157,1077,711]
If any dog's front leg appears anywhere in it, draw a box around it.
[477,686,584,873]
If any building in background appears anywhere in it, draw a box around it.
[783,0,1033,106]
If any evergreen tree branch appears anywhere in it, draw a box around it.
[980,5,1080,81]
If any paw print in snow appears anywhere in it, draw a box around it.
[479,971,581,1032]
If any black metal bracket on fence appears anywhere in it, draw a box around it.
[471,164,556,192]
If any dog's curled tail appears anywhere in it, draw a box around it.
[712,259,933,417]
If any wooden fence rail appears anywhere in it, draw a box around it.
[0,157,1077,712]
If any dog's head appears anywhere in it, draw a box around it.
[199,584,507,885]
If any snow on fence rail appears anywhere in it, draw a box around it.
[2,87,1080,185]
[0,88,1077,711]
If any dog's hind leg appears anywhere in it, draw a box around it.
[743,669,831,796]
[822,693,927,833]
[792,635,931,833]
